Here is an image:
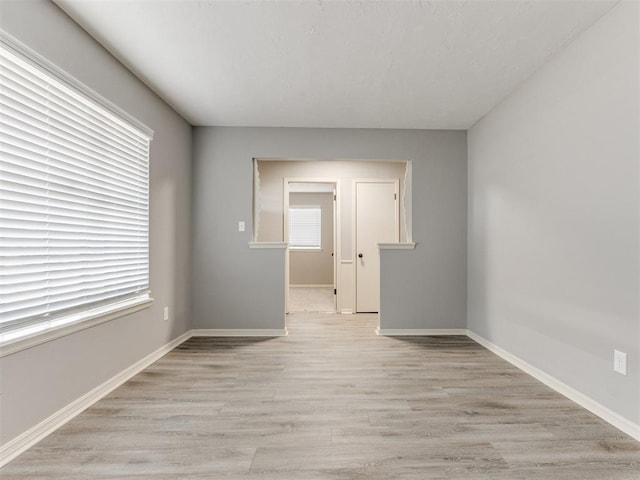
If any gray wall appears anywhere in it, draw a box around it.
[468,1,639,425]
[192,127,467,330]
[0,0,193,444]
[289,193,334,286]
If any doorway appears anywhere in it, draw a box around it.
[284,180,338,314]
[354,179,399,313]
[254,159,411,318]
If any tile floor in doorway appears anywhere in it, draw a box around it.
[289,286,335,313]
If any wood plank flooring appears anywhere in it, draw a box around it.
[2,313,639,479]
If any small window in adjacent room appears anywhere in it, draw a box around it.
[288,207,321,249]
[0,34,154,347]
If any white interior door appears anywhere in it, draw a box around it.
[355,181,399,313]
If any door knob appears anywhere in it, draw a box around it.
[358,253,363,258]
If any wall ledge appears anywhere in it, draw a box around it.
[378,242,416,250]
[0,297,153,358]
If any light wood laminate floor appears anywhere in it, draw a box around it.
[3,313,639,479]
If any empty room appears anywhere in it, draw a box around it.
[0,0,639,478]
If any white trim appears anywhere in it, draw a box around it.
[283,177,341,319]
[290,284,333,288]
[467,330,640,442]
[3,324,637,466]
[252,158,261,242]
[248,242,288,249]
[0,31,153,138]
[374,326,640,440]
[0,297,153,358]
[340,309,354,314]
[191,328,289,337]
[0,329,191,467]
[341,260,353,264]
[402,160,412,243]
[378,243,416,250]
[376,328,467,336]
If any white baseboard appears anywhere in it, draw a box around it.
[376,327,467,336]
[289,284,333,288]
[191,328,288,337]
[4,324,637,467]
[340,309,353,314]
[466,330,640,442]
[0,330,192,467]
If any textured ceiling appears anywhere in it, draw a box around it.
[53,0,617,129]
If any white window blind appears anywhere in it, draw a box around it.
[0,37,152,341]
[288,207,321,249]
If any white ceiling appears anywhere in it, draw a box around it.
[53,0,617,129]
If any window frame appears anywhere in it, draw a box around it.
[0,32,154,356]
[287,206,322,251]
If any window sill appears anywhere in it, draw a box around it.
[0,296,153,358]
[378,242,416,250]
[289,248,323,252]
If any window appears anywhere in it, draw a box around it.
[288,207,321,249]
[0,35,153,345]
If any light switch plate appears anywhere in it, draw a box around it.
[238,221,245,232]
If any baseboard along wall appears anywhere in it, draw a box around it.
[377,327,640,441]
[465,330,640,442]
[0,327,292,466]
[0,330,192,467]
[3,325,638,467]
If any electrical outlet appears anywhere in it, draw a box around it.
[238,221,245,232]
[163,307,169,322]
[613,350,627,376]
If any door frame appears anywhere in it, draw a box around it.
[283,177,341,314]
[352,178,400,314]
